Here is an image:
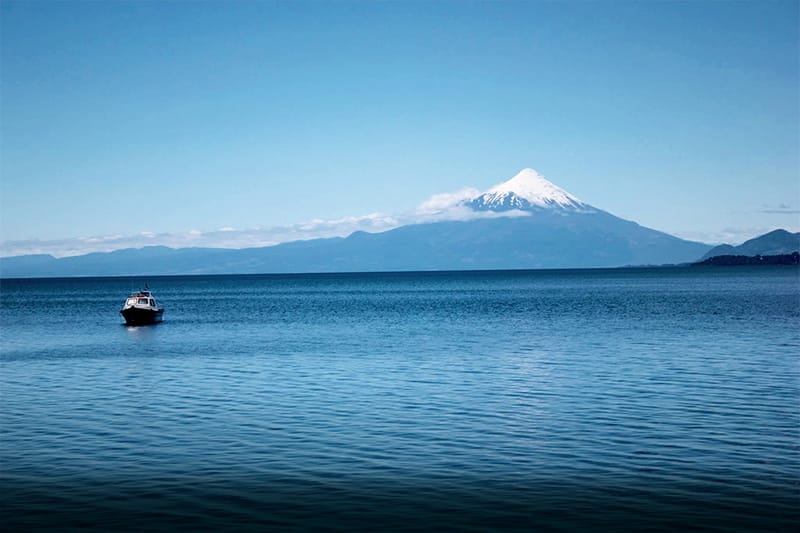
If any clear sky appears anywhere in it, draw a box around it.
[1,0,798,256]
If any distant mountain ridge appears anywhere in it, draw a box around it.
[1,168,716,277]
[702,229,800,260]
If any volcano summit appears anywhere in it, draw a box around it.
[467,168,594,213]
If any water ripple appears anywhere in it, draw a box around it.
[2,268,798,530]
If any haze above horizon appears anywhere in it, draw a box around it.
[1,0,798,257]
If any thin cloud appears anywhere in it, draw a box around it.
[416,188,480,213]
[675,225,800,246]
[760,209,800,214]
[0,213,403,258]
[758,203,800,214]
[413,187,532,225]
[0,185,536,258]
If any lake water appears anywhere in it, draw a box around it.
[1,267,798,531]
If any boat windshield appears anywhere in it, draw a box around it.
[137,298,149,305]
[126,298,136,306]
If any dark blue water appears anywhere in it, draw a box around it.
[1,267,798,531]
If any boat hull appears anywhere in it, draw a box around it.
[120,307,164,326]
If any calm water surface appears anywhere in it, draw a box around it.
[1,267,798,531]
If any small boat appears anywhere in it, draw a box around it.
[120,287,164,325]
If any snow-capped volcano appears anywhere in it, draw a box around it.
[468,168,593,212]
[0,164,715,276]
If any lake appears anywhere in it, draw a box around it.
[1,267,798,531]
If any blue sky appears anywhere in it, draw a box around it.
[1,0,798,256]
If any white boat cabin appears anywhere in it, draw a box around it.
[124,290,161,310]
